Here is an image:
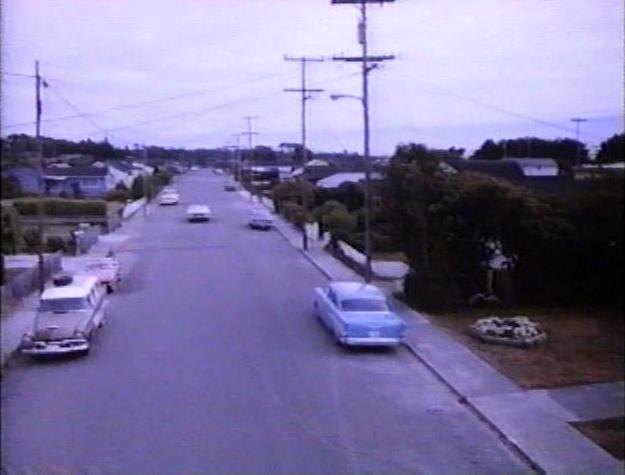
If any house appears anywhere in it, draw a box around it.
[502,158,559,176]
[1,166,41,194]
[316,172,382,189]
[43,166,117,198]
[572,162,625,180]
[444,158,578,196]
[445,159,526,181]
[290,159,336,183]
[108,161,140,189]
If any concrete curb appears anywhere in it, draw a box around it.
[271,218,334,282]
[401,340,545,474]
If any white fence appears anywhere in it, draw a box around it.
[121,198,146,219]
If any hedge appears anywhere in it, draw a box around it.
[13,198,107,216]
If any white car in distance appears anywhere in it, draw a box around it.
[186,204,211,222]
[159,190,180,205]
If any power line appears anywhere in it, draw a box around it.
[2,70,294,130]
[1,71,36,78]
[98,70,361,135]
[406,77,605,141]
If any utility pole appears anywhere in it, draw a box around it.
[231,133,244,183]
[570,117,588,165]
[242,116,259,150]
[331,0,395,282]
[242,117,259,200]
[142,145,150,216]
[284,55,324,163]
[35,60,46,294]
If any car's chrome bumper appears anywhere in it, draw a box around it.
[21,339,89,355]
[340,336,403,347]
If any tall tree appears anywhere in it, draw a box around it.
[595,133,624,163]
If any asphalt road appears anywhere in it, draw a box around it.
[1,170,532,475]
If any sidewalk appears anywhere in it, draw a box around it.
[255,192,624,475]
[1,202,151,372]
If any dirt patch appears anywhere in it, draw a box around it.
[428,307,624,390]
[571,417,624,460]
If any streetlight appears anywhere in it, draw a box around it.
[330,92,373,281]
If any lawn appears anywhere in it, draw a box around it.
[427,305,624,460]
[571,417,624,461]
[429,306,624,389]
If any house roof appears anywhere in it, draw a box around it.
[316,172,382,189]
[108,161,135,173]
[502,158,558,168]
[304,159,331,167]
[446,159,525,182]
[43,167,108,178]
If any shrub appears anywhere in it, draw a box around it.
[45,236,68,253]
[105,189,130,202]
[13,198,107,216]
[404,270,458,311]
[131,176,145,200]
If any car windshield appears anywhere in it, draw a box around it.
[39,297,89,312]
[341,298,389,312]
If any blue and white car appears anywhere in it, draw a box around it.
[314,281,406,347]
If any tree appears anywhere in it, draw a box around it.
[271,180,316,213]
[1,205,24,254]
[1,177,22,199]
[313,200,345,238]
[596,133,624,164]
[471,139,503,160]
[131,176,145,200]
[323,206,356,250]
[471,137,588,162]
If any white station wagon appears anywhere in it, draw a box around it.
[20,275,106,357]
[186,204,211,222]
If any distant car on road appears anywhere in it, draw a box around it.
[190,166,199,171]
[159,191,180,205]
[224,184,236,191]
[20,275,107,357]
[248,211,273,230]
[186,204,211,222]
[314,282,406,347]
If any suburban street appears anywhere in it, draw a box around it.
[1,170,532,475]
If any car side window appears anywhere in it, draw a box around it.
[328,289,338,307]
[87,289,97,307]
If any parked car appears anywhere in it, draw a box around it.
[248,211,273,230]
[62,256,121,293]
[20,275,107,357]
[224,184,236,191]
[186,204,211,222]
[159,191,180,205]
[313,281,406,347]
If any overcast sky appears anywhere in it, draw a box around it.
[1,0,623,155]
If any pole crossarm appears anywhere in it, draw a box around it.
[332,55,395,62]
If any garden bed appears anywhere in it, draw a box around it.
[429,307,624,389]
[570,417,624,460]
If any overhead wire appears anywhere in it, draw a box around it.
[2,70,296,129]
